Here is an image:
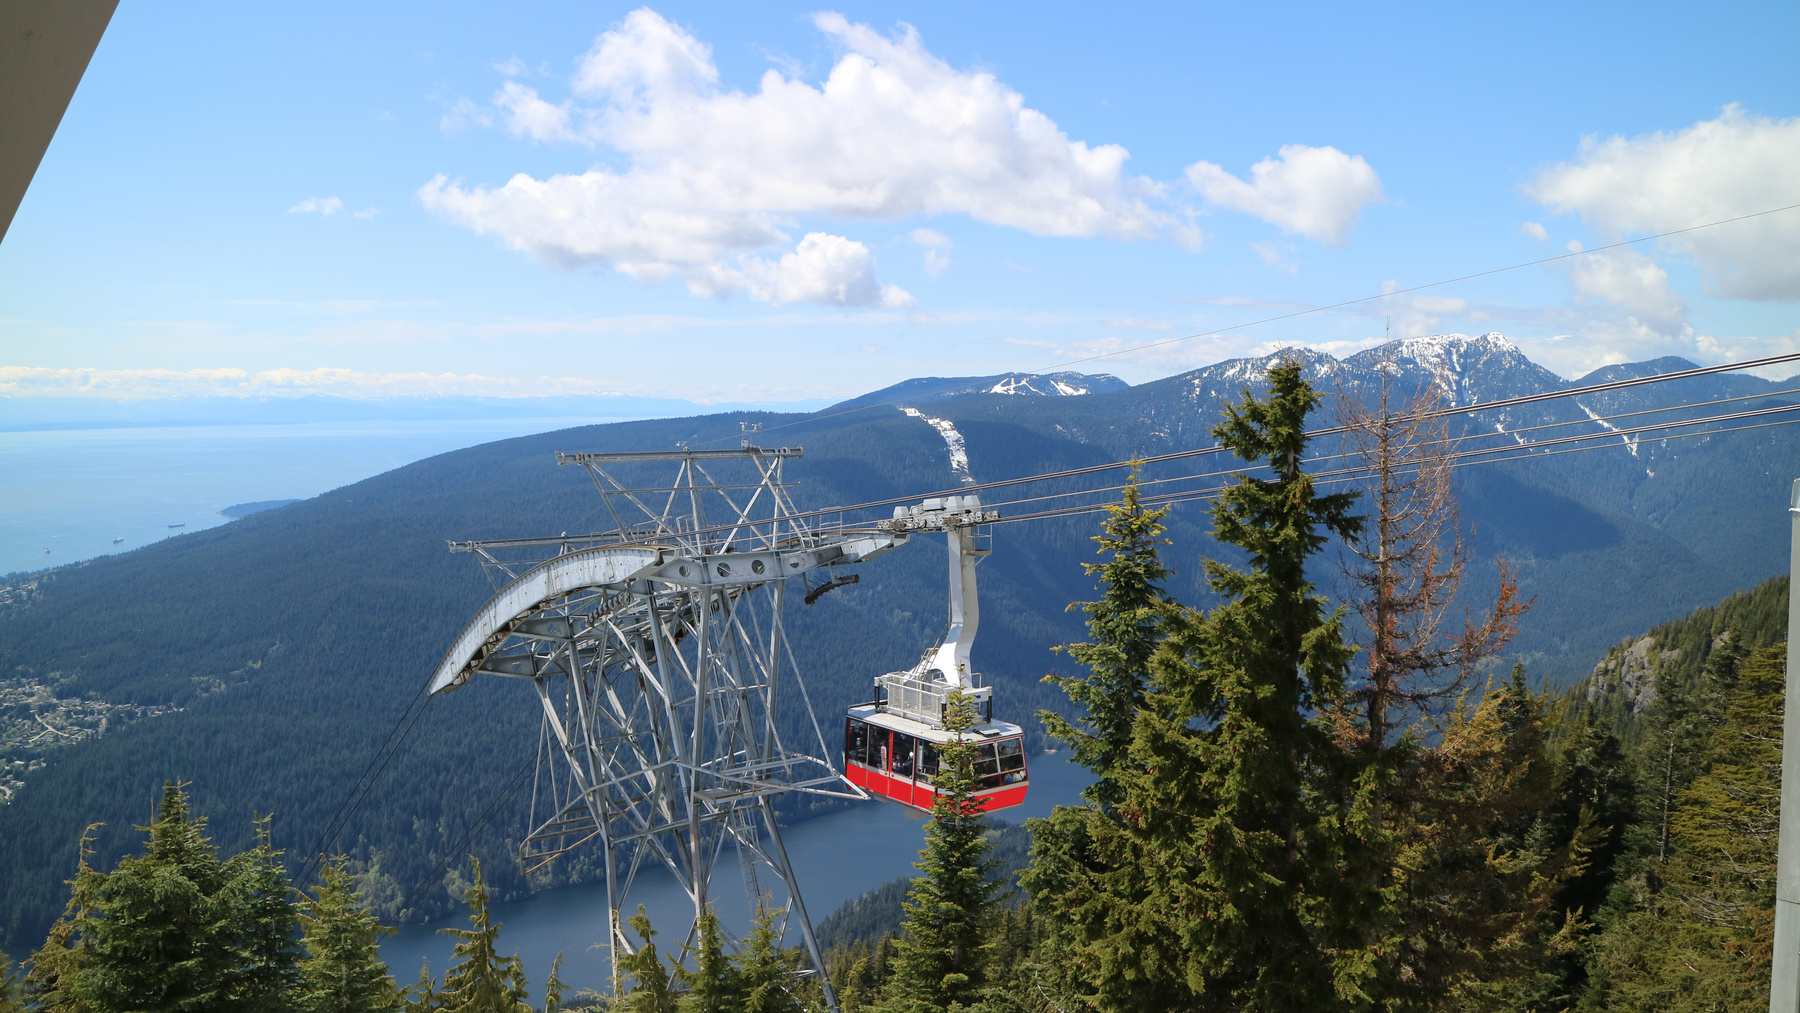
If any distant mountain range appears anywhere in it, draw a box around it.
[2,332,1795,950]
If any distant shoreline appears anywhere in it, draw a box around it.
[218,500,302,519]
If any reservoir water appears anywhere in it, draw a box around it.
[380,753,1095,996]
[0,417,641,577]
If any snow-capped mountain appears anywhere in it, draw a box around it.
[830,370,1129,410]
[1340,332,1563,408]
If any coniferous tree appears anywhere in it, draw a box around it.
[1028,360,1378,1012]
[1637,632,1747,868]
[21,823,102,1012]
[26,782,302,1013]
[735,904,804,1013]
[435,858,530,1013]
[234,814,304,1010]
[298,855,402,1013]
[823,939,877,1013]
[539,956,564,1013]
[826,934,895,1013]
[881,689,1002,1013]
[1041,467,1171,808]
[1334,348,1528,756]
[1401,666,1597,1010]
[1544,712,1635,938]
[979,903,1084,1013]
[1589,644,1782,1010]
[614,909,678,1013]
[671,910,743,1013]
[80,781,243,1011]
[0,952,24,1013]
[403,962,439,1013]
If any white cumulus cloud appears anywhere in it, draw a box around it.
[1185,144,1384,245]
[493,80,580,142]
[289,197,344,216]
[420,8,1169,306]
[742,232,913,307]
[1562,243,1688,335]
[1525,105,1800,301]
[1376,281,1469,339]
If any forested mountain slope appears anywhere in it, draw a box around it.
[1551,573,1788,1005]
[2,334,1795,950]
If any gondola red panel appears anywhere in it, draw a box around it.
[844,760,1028,813]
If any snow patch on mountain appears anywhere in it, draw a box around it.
[901,407,975,482]
[831,370,1127,411]
[1185,346,1342,403]
[1578,402,1639,457]
[988,375,1100,396]
[1345,332,1540,408]
[1494,421,1528,446]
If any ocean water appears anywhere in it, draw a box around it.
[380,752,1095,995]
[0,417,637,578]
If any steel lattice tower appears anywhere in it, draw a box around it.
[427,443,907,1006]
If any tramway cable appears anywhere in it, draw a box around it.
[967,386,1800,519]
[986,406,1800,528]
[458,348,1800,555]
[390,756,538,915]
[296,686,435,886]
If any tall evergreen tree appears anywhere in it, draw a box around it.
[434,858,530,1013]
[1637,632,1747,867]
[614,909,678,1013]
[671,910,744,1013]
[539,956,564,1013]
[1028,360,1379,1012]
[233,815,304,1010]
[26,782,301,1013]
[1041,467,1171,809]
[402,962,439,1013]
[734,904,804,1013]
[298,855,402,1013]
[881,689,1002,1013]
[20,822,102,1012]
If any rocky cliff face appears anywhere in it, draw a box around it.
[1584,635,1678,717]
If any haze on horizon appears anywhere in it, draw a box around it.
[1,1,1796,404]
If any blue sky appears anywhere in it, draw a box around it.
[1,0,1795,403]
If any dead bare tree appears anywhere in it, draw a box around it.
[1337,346,1532,753]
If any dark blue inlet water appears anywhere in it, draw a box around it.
[380,752,1095,995]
